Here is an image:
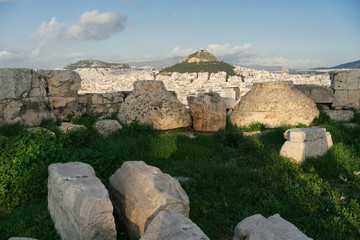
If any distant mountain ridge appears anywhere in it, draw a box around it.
[314,60,360,70]
[65,60,130,70]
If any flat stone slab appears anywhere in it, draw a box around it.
[140,210,210,240]
[283,128,326,143]
[233,214,312,240]
[48,162,116,240]
[324,110,354,122]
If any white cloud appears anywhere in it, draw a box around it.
[202,43,320,68]
[207,43,254,57]
[64,10,128,40]
[31,10,128,42]
[31,17,63,42]
[167,47,194,57]
[0,50,12,59]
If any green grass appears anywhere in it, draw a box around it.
[0,115,360,240]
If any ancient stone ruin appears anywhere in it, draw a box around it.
[48,162,117,240]
[233,214,312,240]
[0,68,124,127]
[229,81,319,128]
[331,70,360,109]
[187,92,226,131]
[108,161,190,239]
[280,128,333,163]
[117,80,192,130]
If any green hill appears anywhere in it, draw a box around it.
[160,49,237,78]
[64,60,130,70]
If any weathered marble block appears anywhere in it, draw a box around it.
[140,210,209,240]
[48,162,116,240]
[187,92,226,131]
[280,128,333,163]
[324,110,354,122]
[94,119,122,137]
[109,161,190,240]
[233,214,312,240]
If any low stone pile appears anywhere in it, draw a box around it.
[46,160,313,240]
[280,128,333,163]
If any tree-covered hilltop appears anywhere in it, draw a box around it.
[159,49,237,77]
[65,60,130,70]
[159,61,237,76]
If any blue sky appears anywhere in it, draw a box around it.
[0,0,359,69]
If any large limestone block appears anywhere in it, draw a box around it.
[230,82,319,128]
[109,161,190,239]
[94,119,122,137]
[295,84,334,103]
[0,68,34,100]
[324,110,354,122]
[280,128,333,163]
[331,70,360,90]
[187,92,226,131]
[38,70,81,97]
[233,214,312,240]
[140,210,210,240]
[48,162,116,240]
[118,81,192,130]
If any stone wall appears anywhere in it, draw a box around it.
[0,68,124,127]
[330,70,360,109]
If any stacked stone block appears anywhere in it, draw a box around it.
[330,70,360,109]
[280,128,333,163]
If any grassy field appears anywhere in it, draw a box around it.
[0,111,359,240]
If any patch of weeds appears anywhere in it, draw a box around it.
[312,106,333,126]
[0,122,26,137]
[241,122,266,132]
[71,114,100,129]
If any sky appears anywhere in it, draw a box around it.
[0,0,359,69]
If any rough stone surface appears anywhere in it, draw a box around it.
[283,128,326,142]
[295,84,334,103]
[8,238,38,240]
[0,68,35,99]
[48,162,116,240]
[280,128,333,163]
[140,210,209,240]
[37,70,81,97]
[331,70,360,109]
[324,110,354,122]
[109,161,190,239]
[229,82,319,128]
[26,127,56,137]
[118,81,192,130]
[58,122,86,133]
[233,214,312,240]
[187,92,226,131]
[94,119,122,137]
